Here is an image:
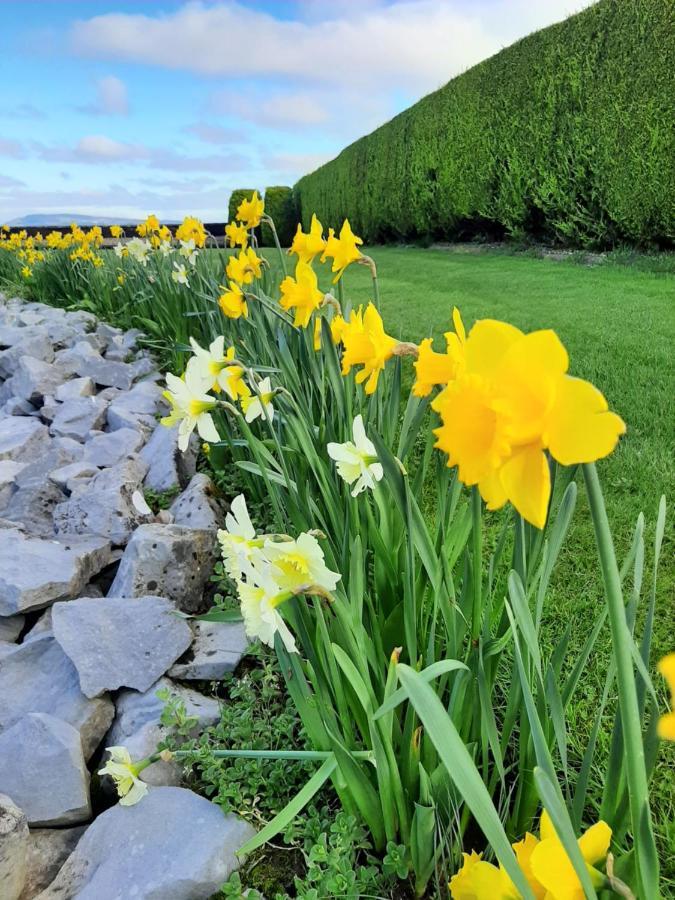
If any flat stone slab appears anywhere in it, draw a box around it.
[0,793,28,900]
[10,356,67,405]
[105,677,221,787]
[107,523,218,612]
[35,787,254,900]
[52,596,193,698]
[83,427,144,468]
[0,417,48,462]
[0,529,112,615]
[49,395,109,442]
[169,621,249,680]
[0,714,91,827]
[54,376,95,402]
[0,637,114,759]
[20,825,87,899]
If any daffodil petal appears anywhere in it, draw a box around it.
[578,821,612,866]
[545,376,626,465]
[498,445,550,529]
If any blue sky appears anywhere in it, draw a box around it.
[0,0,591,223]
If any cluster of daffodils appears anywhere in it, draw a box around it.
[0,222,105,275]
[217,494,341,653]
[160,336,277,451]
[111,214,207,288]
[218,191,266,320]
[450,809,612,900]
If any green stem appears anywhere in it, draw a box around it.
[471,486,483,642]
[583,463,658,898]
[263,215,287,278]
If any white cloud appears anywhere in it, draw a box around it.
[183,122,246,145]
[77,76,129,116]
[0,138,26,159]
[76,134,141,160]
[70,1,593,93]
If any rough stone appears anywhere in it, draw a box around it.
[169,473,225,532]
[53,459,149,545]
[106,379,164,432]
[0,637,114,759]
[10,357,66,405]
[105,677,221,786]
[52,595,193,697]
[0,714,91,827]
[49,461,99,493]
[0,461,24,508]
[0,417,49,462]
[54,376,96,402]
[83,427,144,468]
[22,609,52,643]
[170,621,249,680]
[1,480,64,535]
[140,422,197,491]
[49,395,109,442]
[0,327,54,379]
[0,793,28,900]
[0,529,112,615]
[108,523,218,612]
[14,442,82,490]
[0,613,24,643]
[20,826,87,899]
[35,787,254,900]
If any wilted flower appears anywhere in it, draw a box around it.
[658,654,675,740]
[188,336,250,401]
[327,414,383,496]
[172,262,189,286]
[236,190,264,229]
[279,260,323,328]
[218,281,248,319]
[432,313,626,529]
[98,746,149,806]
[161,360,220,451]
[290,214,325,263]
[340,303,398,395]
[241,376,275,423]
[321,219,363,282]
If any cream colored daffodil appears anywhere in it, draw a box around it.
[160,360,220,451]
[327,414,383,496]
[263,532,341,594]
[237,560,297,653]
[179,239,198,265]
[172,262,189,286]
[188,336,250,401]
[98,746,149,806]
[241,376,275,423]
[217,493,264,579]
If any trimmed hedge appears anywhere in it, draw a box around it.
[261,186,297,247]
[294,0,674,247]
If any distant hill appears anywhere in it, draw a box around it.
[7,214,144,227]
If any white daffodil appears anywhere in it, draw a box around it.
[217,493,264,579]
[237,561,297,653]
[264,532,341,594]
[158,239,173,257]
[113,241,128,258]
[160,358,220,451]
[172,262,189,286]
[98,746,149,806]
[188,336,250,402]
[126,237,151,266]
[327,414,384,496]
[241,377,275,423]
[179,239,198,266]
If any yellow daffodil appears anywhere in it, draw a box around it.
[188,336,250,401]
[279,260,324,328]
[449,851,518,900]
[340,303,398,395]
[117,274,125,286]
[290,214,326,263]
[161,359,220,451]
[263,533,341,594]
[241,376,275,423]
[225,220,249,249]
[175,215,206,248]
[321,219,363,282]
[110,225,123,239]
[530,810,611,900]
[432,312,626,528]
[236,190,264,229]
[217,494,264,579]
[226,247,263,285]
[218,281,248,319]
[413,308,466,396]
[313,317,323,351]
[330,313,348,345]
[327,414,384,496]
[658,653,675,740]
[98,746,149,806]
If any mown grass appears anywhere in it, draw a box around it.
[335,245,675,882]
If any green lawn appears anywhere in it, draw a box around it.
[339,245,675,880]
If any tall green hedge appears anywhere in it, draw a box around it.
[260,186,297,247]
[294,0,674,247]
